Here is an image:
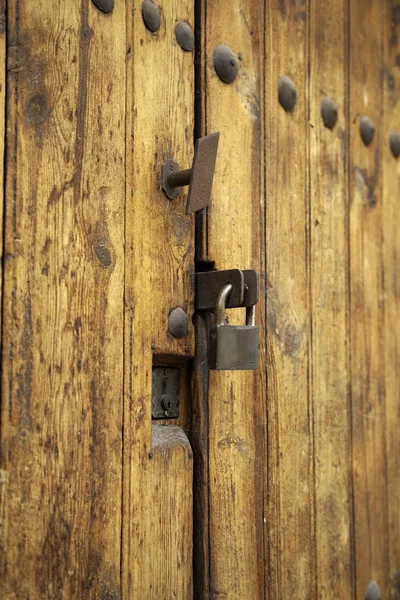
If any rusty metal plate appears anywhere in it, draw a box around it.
[242,270,259,307]
[195,269,244,312]
[186,132,220,214]
[152,367,180,419]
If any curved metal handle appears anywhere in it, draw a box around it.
[162,132,220,214]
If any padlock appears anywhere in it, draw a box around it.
[209,283,259,370]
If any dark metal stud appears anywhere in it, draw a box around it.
[321,97,338,129]
[360,116,375,146]
[365,581,381,600]
[390,130,400,158]
[213,45,239,84]
[175,22,194,52]
[278,76,297,112]
[92,0,113,13]
[142,0,161,33]
[168,308,189,338]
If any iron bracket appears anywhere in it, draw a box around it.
[195,269,259,312]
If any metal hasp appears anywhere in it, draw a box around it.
[152,367,180,419]
[195,268,258,312]
[209,283,259,370]
[162,132,220,214]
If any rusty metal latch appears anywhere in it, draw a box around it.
[162,132,220,214]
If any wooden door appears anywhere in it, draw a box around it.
[1,1,400,599]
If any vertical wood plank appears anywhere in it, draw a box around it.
[122,0,194,596]
[0,0,5,338]
[0,1,126,597]
[309,0,353,597]
[383,1,400,597]
[264,3,313,598]
[349,0,389,596]
[199,1,266,597]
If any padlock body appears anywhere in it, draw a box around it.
[209,324,259,370]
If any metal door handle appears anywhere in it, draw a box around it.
[162,132,220,214]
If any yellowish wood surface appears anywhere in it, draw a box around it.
[264,2,313,597]
[383,2,400,597]
[350,1,390,597]
[0,2,126,597]
[200,1,266,597]
[122,0,194,596]
[309,1,353,597]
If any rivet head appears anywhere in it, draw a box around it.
[389,130,400,158]
[365,581,381,600]
[213,45,239,84]
[168,308,189,339]
[321,97,338,129]
[360,116,375,146]
[175,22,194,52]
[142,0,161,33]
[278,76,297,112]
[92,0,113,12]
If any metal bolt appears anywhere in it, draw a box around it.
[175,22,194,52]
[390,130,400,158]
[91,0,113,13]
[365,581,381,600]
[142,0,161,33]
[168,307,189,338]
[148,451,154,459]
[278,76,297,112]
[213,45,239,84]
[360,116,375,146]
[321,97,338,129]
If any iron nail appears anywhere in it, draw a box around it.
[321,97,338,129]
[360,116,375,146]
[365,581,381,600]
[91,0,113,13]
[278,76,297,112]
[175,22,194,52]
[213,45,239,84]
[389,130,400,158]
[148,451,154,459]
[142,0,161,33]
[168,307,189,339]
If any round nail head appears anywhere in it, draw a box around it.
[92,0,113,13]
[321,97,338,129]
[168,308,189,339]
[360,116,375,146]
[175,22,194,52]
[390,130,400,158]
[213,45,239,84]
[278,76,297,112]
[365,581,381,600]
[142,0,161,33]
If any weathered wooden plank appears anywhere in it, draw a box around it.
[309,1,353,597]
[197,1,266,597]
[383,2,400,597]
[349,0,389,596]
[122,0,195,596]
[0,1,126,597]
[0,0,5,340]
[264,3,313,598]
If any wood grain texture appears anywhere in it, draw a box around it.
[309,1,353,597]
[0,0,5,340]
[0,1,126,597]
[122,0,195,596]
[383,2,400,597]
[264,2,313,598]
[349,0,390,596]
[199,1,266,597]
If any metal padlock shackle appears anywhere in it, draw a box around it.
[214,283,256,326]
